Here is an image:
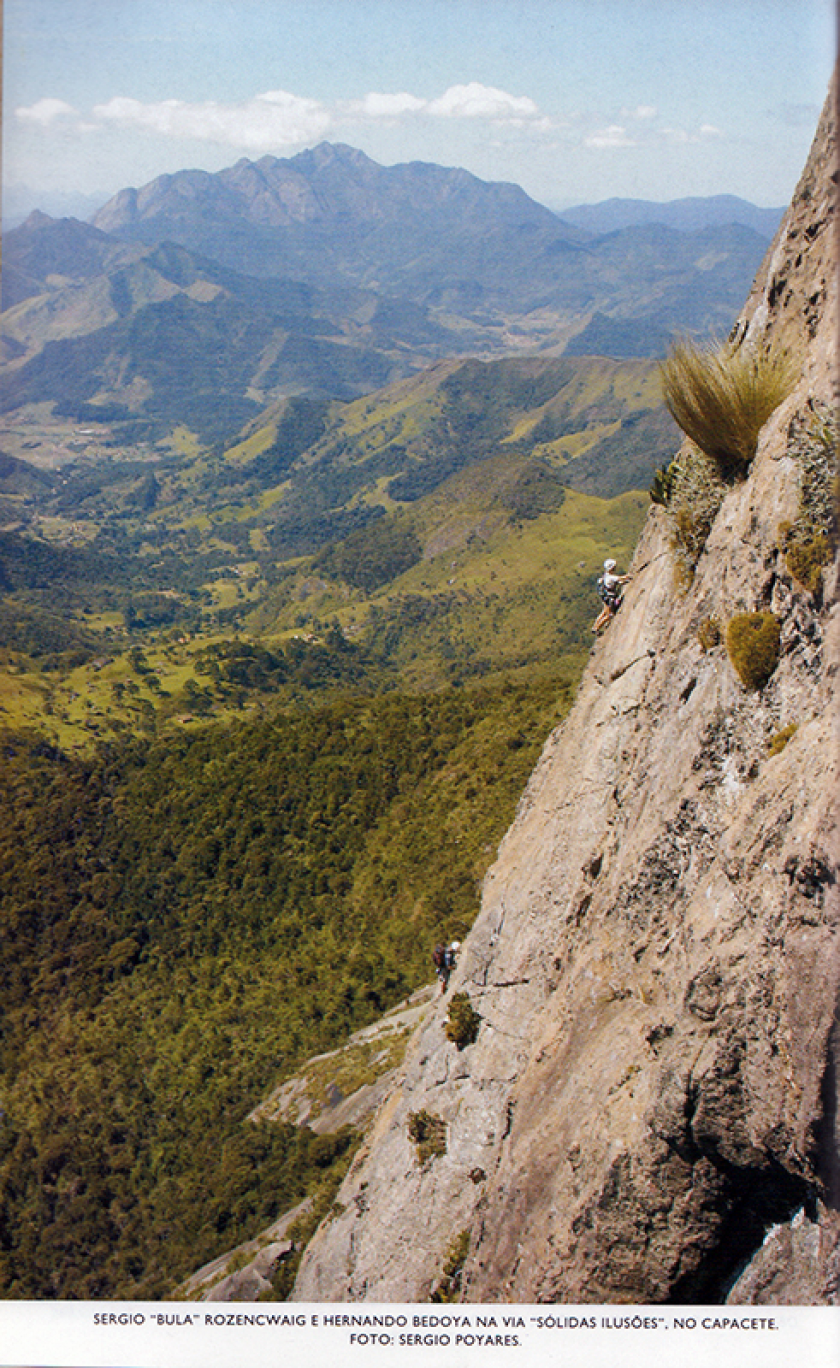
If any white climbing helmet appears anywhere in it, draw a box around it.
[604,558,617,571]
[450,941,461,952]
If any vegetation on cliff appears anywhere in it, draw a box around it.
[659,338,797,481]
[779,400,838,595]
[725,611,782,690]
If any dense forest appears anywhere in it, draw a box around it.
[0,675,571,1297]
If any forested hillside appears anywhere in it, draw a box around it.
[0,348,654,1299]
[0,676,571,1297]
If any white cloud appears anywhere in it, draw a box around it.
[623,104,657,121]
[350,91,427,119]
[91,90,332,151]
[661,123,722,145]
[346,82,550,129]
[583,115,723,151]
[585,124,636,149]
[15,98,79,126]
[17,81,551,158]
[427,82,542,124]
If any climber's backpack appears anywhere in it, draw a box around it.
[432,943,447,970]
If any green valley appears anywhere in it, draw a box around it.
[0,342,664,1299]
[1,353,664,747]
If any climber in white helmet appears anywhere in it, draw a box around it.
[592,557,631,634]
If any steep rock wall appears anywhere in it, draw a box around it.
[292,78,838,1305]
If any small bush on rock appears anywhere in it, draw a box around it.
[785,532,833,594]
[431,1229,471,1302]
[649,459,680,506]
[726,612,781,691]
[696,616,722,652]
[666,446,728,577]
[444,993,481,1050]
[780,402,837,595]
[407,1109,447,1164]
[768,722,798,756]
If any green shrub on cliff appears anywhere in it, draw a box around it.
[408,1109,447,1164]
[784,531,833,594]
[431,1229,471,1302]
[444,993,481,1050]
[696,616,722,652]
[648,458,679,506]
[768,722,798,756]
[726,612,781,690]
[665,446,728,577]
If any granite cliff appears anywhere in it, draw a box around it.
[289,77,838,1304]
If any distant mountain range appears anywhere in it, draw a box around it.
[557,193,784,237]
[1,143,776,443]
[1,213,456,440]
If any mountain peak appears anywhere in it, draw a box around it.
[20,208,56,232]
[297,141,377,168]
[89,140,570,265]
[231,143,378,178]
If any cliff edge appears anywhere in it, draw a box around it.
[291,76,838,1305]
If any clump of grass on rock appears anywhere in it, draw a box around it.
[768,722,798,756]
[667,446,729,576]
[726,612,781,691]
[696,616,722,652]
[779,401,838,595]
[431,1229,471,1302]
[660,339,798,483]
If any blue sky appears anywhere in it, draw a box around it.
[3,0,836,222]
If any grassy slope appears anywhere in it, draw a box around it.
[1,487,644,750]
[257,477,646,689]
[1,353,660,747]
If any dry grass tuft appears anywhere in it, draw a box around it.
[660,340,798,481]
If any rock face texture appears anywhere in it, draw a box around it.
[291,79,838,1305]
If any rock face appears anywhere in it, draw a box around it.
[291,79,838,1305]
[250,988,434,1136]
[182,1201,308,1302]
